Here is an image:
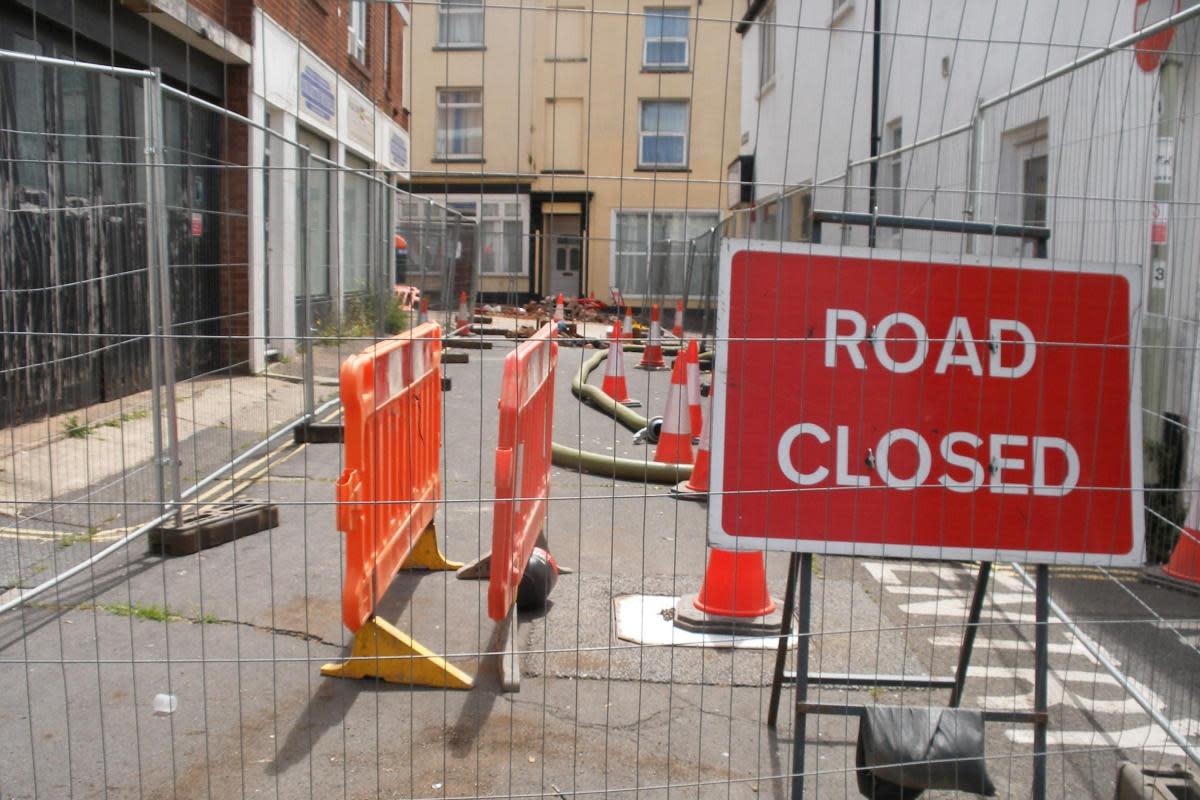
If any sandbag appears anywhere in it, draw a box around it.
[855,706,996,798]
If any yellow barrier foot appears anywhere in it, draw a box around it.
[403,524,462,571]
[320,617,473,689]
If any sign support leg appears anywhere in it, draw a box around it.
[1032,564,1050,800]
[768,553,801,728]
[790,553,813,800]
[949,561,992,707]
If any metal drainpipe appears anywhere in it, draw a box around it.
[1144,58,1181,473]
[867,0,882,247]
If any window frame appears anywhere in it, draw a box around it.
[642,7,690,70]
[427,194,529,275]
[611,208,720,298]
[435,87,484,160]
[638,99,689,169]
[437,0,485,48]
[348,0,368,63]
[758,2,775,92]
[884,117,903,217]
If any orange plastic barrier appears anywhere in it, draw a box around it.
[489,323,558,621]
[335,322,444,633]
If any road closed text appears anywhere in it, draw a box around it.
[776,308,1079,496]
[776,424,1080,495]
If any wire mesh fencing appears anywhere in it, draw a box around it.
[2,1,1200,799]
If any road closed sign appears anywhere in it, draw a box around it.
[709,243,1144,565]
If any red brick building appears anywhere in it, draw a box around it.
[195,0,410,369]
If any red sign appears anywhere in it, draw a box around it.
[709,244,1143,565]
[191,212,203,237]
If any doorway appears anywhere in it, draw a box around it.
[545,214,582,297]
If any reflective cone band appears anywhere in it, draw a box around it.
[554,293,565,323]
[601,322,639,407]
[622,307,633,338]
[653,352,694,465]
[673,299,684,338]
[417,297,429,325]
[637,303,667,370]
[692,549,776,618]
[456,291,470,330]
[684,339,702,439]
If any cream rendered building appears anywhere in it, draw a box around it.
[404,0,741,301]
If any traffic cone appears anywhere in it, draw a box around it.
[672,299,684,338]
[601,322,640,407]
[673,383,711,502]
[553,293,565,323]
[684,339,702,439]
[673,548,782,635]
[636,304,668,370]
[1163,497,1200,586]
[1164,531,1200,585]
[417,297,429,325]
[456,291,470,330]
[622,307,633,338]
[654,353,693,465]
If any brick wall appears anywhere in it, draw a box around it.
[196,0,408,370]
[220,65,253,368]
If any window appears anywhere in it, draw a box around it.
[639,100,688,168]
[613,210,719,296]
[1000,120,1048,257]
[481,201,524,274]
[343,154,373,294]
[426,196,526,274]
[883,118,902,215]
[348,0,367,62]
[297,128,331,297]
[438,0,484,47]
[758,3,775,91]
[1022,154,1048,227]
[644,8,689,68]
[436,88,483,159]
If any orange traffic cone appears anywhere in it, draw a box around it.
[1164,532,1200,585]
[672,299,684,338]
[637,304,668,370]
[654,352,693,465]
[601,322,640,407]
[673,383,711,502]
[456,291,470,330]
[684,339,702,439]
[622,307,633,338]
[417,297,429,325]
[673,548,782,634]
[1163,497,1200,586]
[553,293,565,323]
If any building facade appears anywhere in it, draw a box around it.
[246,0,411,368]
[405,0,741,303]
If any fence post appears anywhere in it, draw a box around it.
[298,147,315,421]
[142,69,183,525]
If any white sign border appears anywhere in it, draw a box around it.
[707,240,1145,567]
